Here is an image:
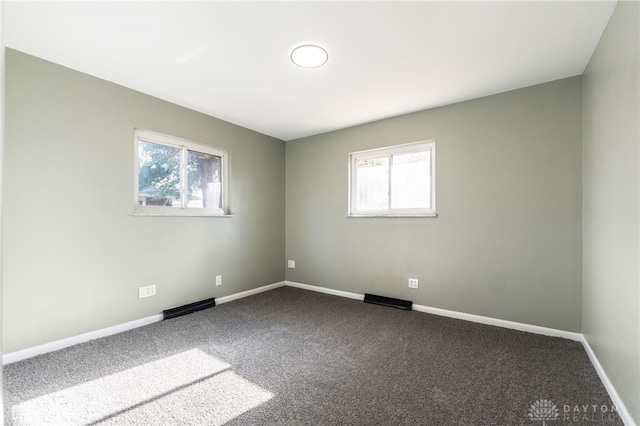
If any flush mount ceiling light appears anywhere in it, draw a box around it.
[290,44,328,68]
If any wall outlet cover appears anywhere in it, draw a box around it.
[139,284,156,298]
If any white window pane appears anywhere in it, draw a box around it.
[356,157,389,210]
[187,150,222,209]
[138,141,181,207]
[349,141,435,217]
[391,151,430,209]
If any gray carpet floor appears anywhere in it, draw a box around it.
[3,286,623,425]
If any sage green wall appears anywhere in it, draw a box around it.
[3,49,285,353]
[286,77,582,332]
[582,1,640,423]
[0,5,5,414]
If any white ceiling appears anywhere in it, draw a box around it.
[4,1,616,141]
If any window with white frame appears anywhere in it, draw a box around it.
[349,141,435,217]
[134,129,229,216]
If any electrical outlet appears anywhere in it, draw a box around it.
[408,278,419,289]
[139,285,156,299]
[288,260,296,269]
[215,275,222,286]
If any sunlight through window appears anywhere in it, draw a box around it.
[12,349,274,425]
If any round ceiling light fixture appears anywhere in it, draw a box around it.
[290,44,328,68]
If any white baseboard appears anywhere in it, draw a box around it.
[285,280,580,340]
[285,281,364,300]
[580,336,635,426]
[2,281,287,365]
[411,303,582,341]
[2,314,164,365]
[216,281,286,305]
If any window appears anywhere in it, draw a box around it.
[134,129,229,216]
[349,141,435,217]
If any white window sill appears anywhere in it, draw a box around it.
[133,212,234,218]
[347,213,437,218]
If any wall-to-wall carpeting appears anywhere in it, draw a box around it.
[3,287,621,425]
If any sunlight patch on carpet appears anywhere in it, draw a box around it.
[11,349,274,425]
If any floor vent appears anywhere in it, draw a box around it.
[364,293,412,311]
[163,298,216,320]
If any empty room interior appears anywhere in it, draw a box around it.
[1,1,639,425]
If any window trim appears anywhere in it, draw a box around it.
[133,129,230,217]
[348,140,436,217]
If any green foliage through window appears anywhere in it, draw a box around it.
[135,130,227,215]
[138,141,181,206]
